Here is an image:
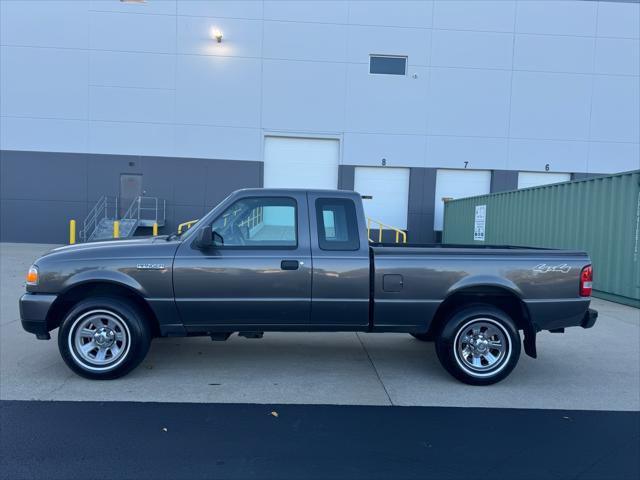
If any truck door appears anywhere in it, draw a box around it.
[307,192,370,328]
[173,191,312,329]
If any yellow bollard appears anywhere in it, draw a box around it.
[152,223,158,236]
[113,220,120,239]
[69,220,76,245]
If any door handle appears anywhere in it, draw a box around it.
[281,260,299,270]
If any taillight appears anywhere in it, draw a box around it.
[580,265,592,297]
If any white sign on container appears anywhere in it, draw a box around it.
[474,205,486,241]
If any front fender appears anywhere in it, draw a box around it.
[61,269,147,296]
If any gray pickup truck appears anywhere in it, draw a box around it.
[20,188,597,385]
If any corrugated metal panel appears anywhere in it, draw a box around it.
[443,171,640,307]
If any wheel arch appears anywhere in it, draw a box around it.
[427,284,537,358]
[46,281,161,337]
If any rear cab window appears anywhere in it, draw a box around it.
[315,198,360,251]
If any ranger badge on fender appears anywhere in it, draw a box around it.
[136,263,166,270]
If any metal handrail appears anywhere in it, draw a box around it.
[367,218,407,244]
[178,219,199,234]
[122,196,139,221]
[81,196,105,241]
[122,196,166,223]
[140,198,165,223]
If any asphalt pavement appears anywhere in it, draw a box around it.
[2,400,639,480]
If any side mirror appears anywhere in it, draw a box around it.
[196,225,213,249]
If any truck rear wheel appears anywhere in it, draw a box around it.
[58,297,151,380]
[435,305,520,385]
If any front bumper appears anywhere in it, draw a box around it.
[581,308,598,329]
[19,293,57,339]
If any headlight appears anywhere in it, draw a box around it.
[26,265,39,285]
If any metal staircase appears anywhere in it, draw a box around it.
[80,196,166,242]
[80,196,117,242]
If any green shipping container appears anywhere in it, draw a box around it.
[442,170,640,307]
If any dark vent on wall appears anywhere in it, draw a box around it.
[369,55,407,75]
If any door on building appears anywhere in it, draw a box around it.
[263,136,339,189]
[434,169,491,231]
[119,174,142,217]
[354,167,410,229]
[517,172,571,189]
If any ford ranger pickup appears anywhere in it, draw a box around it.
[19,188,597,385]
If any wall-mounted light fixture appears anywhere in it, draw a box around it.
[210,28,223,43]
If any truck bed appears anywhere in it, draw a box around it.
[370,244,591,333]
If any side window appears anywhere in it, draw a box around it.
[210,197,297,248]
[316,198,360,251]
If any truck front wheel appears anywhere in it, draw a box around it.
[58,297,152,380]
[435,305,521,386]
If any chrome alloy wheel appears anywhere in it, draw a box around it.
[69,310,131,371]
[453,318,511,378]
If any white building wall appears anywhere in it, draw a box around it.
[1,0,639,174]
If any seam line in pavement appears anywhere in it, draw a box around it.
[356,332,394,406]
[46,373,75,397]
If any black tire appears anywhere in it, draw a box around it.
[410,333,432,342]
[58,297,152,380]
[435,305,521,386]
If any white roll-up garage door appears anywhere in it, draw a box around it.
[263,136,339,190]
[517,172,571,189]
[354,167,410,229]
[434,169,491,231]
